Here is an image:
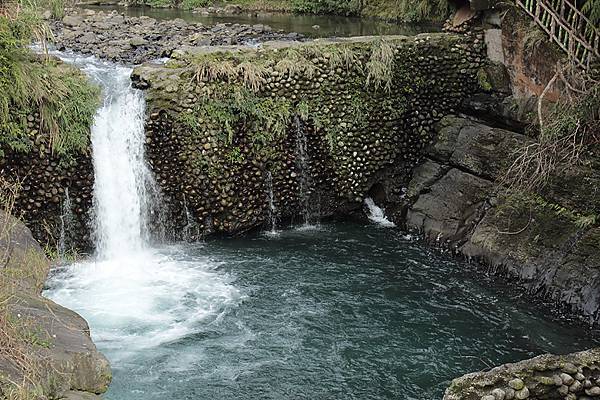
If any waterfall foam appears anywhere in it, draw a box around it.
[364,197,395,227]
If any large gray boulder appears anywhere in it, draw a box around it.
[0,211,111,398]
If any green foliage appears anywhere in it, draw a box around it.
[182,0,210,9]
[227,146,245,164]
[582,0,600,36]
[291,0,360,16]
[477,68,492,91]
[0,1,99,162]
[179,87,292,148]
[145,0,173,7]
[362,0,453,22]
[532,193,598,229]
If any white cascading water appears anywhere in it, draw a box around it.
[45,52,239,362]
[364,197,396,227]
[90,67,154,259]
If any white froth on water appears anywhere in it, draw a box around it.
[364,197,396,227]
[47,246,240,361]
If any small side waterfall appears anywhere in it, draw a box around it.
[364,197,395,227]
[58,188,74,260]
[265,171,278,232]
[182,194,199,241]
[294,115,317,225]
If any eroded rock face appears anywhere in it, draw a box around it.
[51,8,303,64]
[444,348,600,400]
[0,211,110,399]
[402,115,600,322]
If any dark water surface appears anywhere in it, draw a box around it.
[46,222,599,400]
[80,4,441,38]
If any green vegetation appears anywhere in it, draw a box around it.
[582,0,600,35]
[0,0,99,162]
[178,86,292,148]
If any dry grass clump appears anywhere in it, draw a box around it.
[366,39,396,92]
[501,65,600,192]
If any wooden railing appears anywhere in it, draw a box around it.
[515,0,599,70]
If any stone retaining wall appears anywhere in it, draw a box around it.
[444,349,600,400]
[132,33,487,237]
[0,141,93,251]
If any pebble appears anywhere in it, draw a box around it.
[564,363,579,374]
[515,387,529,399]
[570,380,583,392]
[504,388,515,399]
[561,372,575,385]
[586,386,600,396]
[491,388,505,400]
[508,379,524,390]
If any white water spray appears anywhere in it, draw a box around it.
[294,116,319,226]
[364,197,395,227]
[58,188,74,260]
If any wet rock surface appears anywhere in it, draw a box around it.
[0,212,110,399]
[0,111,94,250]
[51,8,304,64]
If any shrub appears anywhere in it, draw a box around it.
[0,1,100,162]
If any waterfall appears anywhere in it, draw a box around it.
[58,188,74,260]
[294,116,317,225]
[45,52,239,367]
[87,62,157,259]
[265,171,278,232]
[364,197,395,227]
[49,51,158,258]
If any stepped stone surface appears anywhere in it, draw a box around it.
[402,115,600,322]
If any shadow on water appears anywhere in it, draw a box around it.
[80,4,442,38]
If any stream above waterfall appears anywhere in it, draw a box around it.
[45,222,599,400]
[79,4,441,38]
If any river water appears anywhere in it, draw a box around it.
[80,4,441,38]
[46,223,599,400]
[42,38,598,400]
